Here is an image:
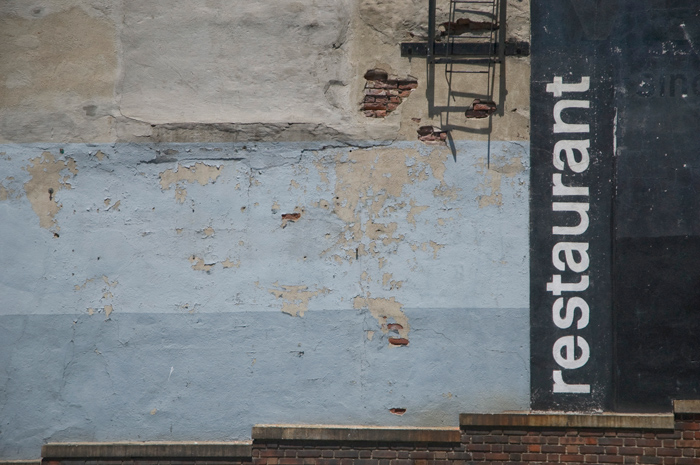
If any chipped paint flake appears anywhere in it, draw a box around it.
[203,226,215,237]
[23,151,78,230]
[221,258,241,268]
[268,283,330,317]
[159,162,222,203]
[189,255,214,271]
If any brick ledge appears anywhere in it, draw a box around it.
[41,442,252,459]
[252,425,461,443]
[460,412,675,430]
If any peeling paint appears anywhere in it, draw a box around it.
[189,255,215,272]
[221,258,241,269]
[353,295,410,343]
[203,226,215,237]
[23,151,78,230]
[159,162,222,203]
[268,283,330,317]
[475,156,525,208]
[407,199,429,226]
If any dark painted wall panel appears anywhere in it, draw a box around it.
[612,4,700,411]
[532,0,700,411]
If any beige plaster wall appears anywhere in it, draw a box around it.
[0,0,529,143]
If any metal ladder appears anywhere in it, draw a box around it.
[427,0,502,163]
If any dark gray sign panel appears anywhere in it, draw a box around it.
[532,0,700,411]
[530,0,616,410]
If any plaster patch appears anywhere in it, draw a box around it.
[268,283,330,317]
[353,295,410,342]
[23,151,78,230]
[159,163,222,203]
[0,8,118,142]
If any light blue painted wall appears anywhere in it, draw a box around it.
[0,141,529,458]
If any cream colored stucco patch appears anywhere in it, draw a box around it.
[268,283,330,317]
[23,151,78,230]
[353,295,409,342]
[159,162,222,203]
[0,8,118,143]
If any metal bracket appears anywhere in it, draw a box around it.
[400,40,530,59]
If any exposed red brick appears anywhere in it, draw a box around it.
[389,408,406,415]
[465,99,497,118]
[398,83,418,90]
[658,448,683,457]
[599,456,624,463]
[619,447,644,455]
[363,103,387,111]
[388,337,408,346]
[561,454,586,462]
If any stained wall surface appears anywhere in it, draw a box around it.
[0,0,531,459]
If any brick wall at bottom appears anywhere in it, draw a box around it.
[38,414,700,465]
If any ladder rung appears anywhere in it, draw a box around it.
[434,57,499,64]
[451,1,495,3]
[447,35,497,39]
[445,70,489,74]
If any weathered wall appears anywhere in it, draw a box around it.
[0,0,531,459]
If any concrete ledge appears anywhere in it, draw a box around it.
[0,461,41,465]
[460,412,675,430]
[41,442,252,459]
[252,425,461,443]
[674,400,700,413]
